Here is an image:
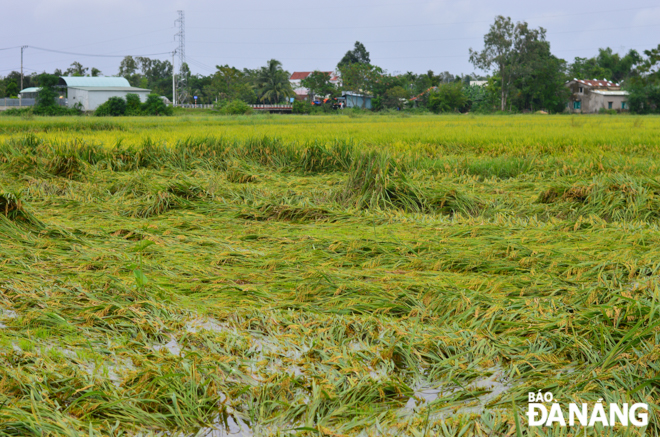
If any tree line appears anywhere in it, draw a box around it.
[1,16,659,113]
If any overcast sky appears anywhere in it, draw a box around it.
[2,0,659,80]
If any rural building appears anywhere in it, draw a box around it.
[565,79,629,113]
[58,77,150,111]
[339,91,373,109]
[289,71,340,100]
[18,87,41,99]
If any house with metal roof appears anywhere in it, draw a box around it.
[59,76,151,111]
[18,87,41,99]
[339,91,373,109]
[565,79,629,113]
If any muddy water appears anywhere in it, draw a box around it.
[405,366,514,417]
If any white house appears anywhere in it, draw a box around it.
[58,77,150,111]
[289,71,340,100]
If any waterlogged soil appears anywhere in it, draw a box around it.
[0,116,658,436]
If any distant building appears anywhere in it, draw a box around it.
[16,87,67,107]
[289,71,340,101]
[565,79,629,113]
[339,91,372,109]
[18,87,41,99]
[469,80,488,87]
[58,77,150,111]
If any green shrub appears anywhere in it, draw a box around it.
[95,97,127,116]
[311,102,333,114]
[3,106,81,117]
[216,99,253,115]
[293,100,312,114]
[125,93,142,116]
[428,82,468,113]
[142,94,173,116]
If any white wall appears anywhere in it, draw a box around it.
[67,88,88,110]
[67,89,150,111]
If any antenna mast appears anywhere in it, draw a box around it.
[174,10,188,104]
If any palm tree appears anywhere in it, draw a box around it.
[255,59,295,104]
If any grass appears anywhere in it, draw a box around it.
[0,113,659,436]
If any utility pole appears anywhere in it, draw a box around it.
[20,46,28,91]
[172,49,177,106]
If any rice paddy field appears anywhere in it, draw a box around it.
[1,113,660,436]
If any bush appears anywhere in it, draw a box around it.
[2,106,81,117]
[94,94,172,117]
[428,82,467,113]
[35,74,59,110]
[382,86,409,109]
[598,108,618,115]
[95,97,127,116]
[625,83,660,114]
[292,100,312,114]
[311,102,334,114]
[125,93,142,116]
[216,99,253,115]
[142,94,173,116]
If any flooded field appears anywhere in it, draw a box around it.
[0,114,658,435]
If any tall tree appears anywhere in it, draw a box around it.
[118,56,140,84]
[470,16,563,112]
[213,65,243,100]
[338,41,370,68]
[511,35,569,112]
[338,62,383,108]
[255,59,294,104]
[569,48,641,83]
[469,16,515,111]
[301,71,335,101]
[65,61,88,77]
[625,44,660,113]
[34,74,59,109]
[5,80,18,97]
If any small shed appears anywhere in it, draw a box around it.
[59,77,150,111]
[341,91,373,109]
[19,87,40,99]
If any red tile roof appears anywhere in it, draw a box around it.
[290,71,335,81]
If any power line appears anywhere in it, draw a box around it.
[28,46,173,58]
[61,28,173,52]
[7,12,172,40]
[186,57,217,73]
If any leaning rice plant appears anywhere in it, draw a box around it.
[538,174,660,221]
[46,151,83,179]
[237,203,334,223]
[426,187,482,216]
[338,151,425,212]
[166,179,210,200]
[226,167,258,184]
[239,136,296,168]
[298,140,352,173]
[132,191,188,218]
[465,155,538,180]
[0,190,41,226]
